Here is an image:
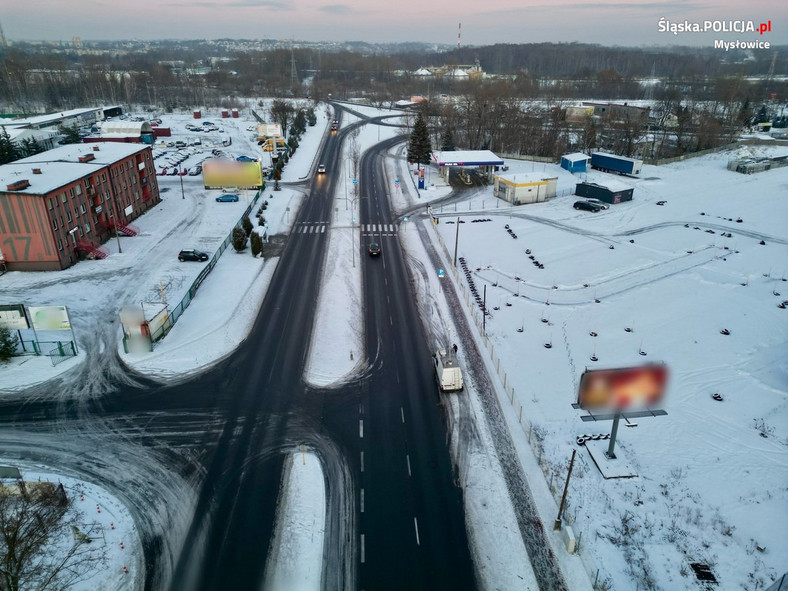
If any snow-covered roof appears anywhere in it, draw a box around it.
[446,68,470,78]
[431,150,504,166]
[2,127,59,141]
[561,152,590,162]
[580,179,633,192]
[100,121,153,135]
[6,108,102,128]
[15,142,148,166]
[496,172,557,185]
[413,68,433,76]
[2,143,150,194]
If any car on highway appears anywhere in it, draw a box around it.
[178,249,209,262]
[573,200,602,212]
[317,164,326,174]
[216,194,239,202]
[368,243,381,256]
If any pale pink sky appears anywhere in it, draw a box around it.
[4,0,786,46]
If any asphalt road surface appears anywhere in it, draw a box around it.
[0,113,476,590]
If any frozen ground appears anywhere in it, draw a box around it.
[2,99,786,590]
[426,145,788,590]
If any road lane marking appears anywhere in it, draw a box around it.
[406,454,412,477]
[400,407,405,423]
[361,488,365,513]
[360,451,364,472]
[361,534,365,563]
[414,517,420,546]
[389,316,393,326]
[359,420,364,438]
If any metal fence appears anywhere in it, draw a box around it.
[48,341,78,366]
[146,190,262,345]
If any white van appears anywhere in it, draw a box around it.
[433,348,464,392]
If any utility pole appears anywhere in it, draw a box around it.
[179,173,185,199]
[453,216,460,266]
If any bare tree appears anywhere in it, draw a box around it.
[0,481,106,591]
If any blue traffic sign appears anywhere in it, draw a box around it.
[352,179,358,184]
[437,268,445,278]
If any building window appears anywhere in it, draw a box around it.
[74,207,79,219]
[57,239,63,251]
[75,185,82,196]
[52,218,58,230]
[69,188,75,199]
[80,203,86,214]
[101,173,106,182]
[66,210,72,223]
[61,193,67,203]
[48,198,54,210]
[84,223,90,234]
[85,179,91,188]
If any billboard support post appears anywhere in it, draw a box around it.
[554,448,576,531]
[606,412,621,459]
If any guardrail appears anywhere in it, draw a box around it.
[48,341,77,366]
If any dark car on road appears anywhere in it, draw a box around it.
[573,200,602,212]
[216,194,239,202]
[178,249,209,262]
[368,243,381,256]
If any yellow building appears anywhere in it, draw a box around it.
[494,173,557,205]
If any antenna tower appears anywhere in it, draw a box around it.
[0,22,7,48]
[457,22,461,51]
[290,41,298,86]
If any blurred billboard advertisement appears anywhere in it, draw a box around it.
[28,306,72,331]
[577,365,668,411]
[202,159,262,189]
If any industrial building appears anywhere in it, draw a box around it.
[0,143,160,271]
[575,181,633,204]
[560,153,590,173]
[494,172,558,205]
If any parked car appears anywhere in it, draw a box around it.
[178,249,209,262]
[167,168,179,176]
[573,200,601,212]
[216,194,239,202]
[583,199,610,210]
[236,155,256,162]
[188,165,202,176]
[317,164,326,174]
[368,243,381,256]
[178,168,188,176]
[656,200,667,206]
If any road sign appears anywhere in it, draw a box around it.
[438,268,445,278]
[352,179,358,185]
[395,179,400,184]
[403,216,408,221]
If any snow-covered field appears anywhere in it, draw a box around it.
[2,99,786,591]
[425,145,788,590]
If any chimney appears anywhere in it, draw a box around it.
[32,168,42,174]
[7,179,31,191]
[92,145,100,151]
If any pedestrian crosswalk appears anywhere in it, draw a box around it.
[292,222,398,236]
[293,223,328,234]
[361,224,397,234]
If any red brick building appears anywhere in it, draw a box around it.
[0,143,160,271]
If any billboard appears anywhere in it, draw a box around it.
[202,159,262,189]
[0,304,29,330]
[577,364,668,411]
[28,306,71,331]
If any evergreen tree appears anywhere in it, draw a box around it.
[407,112,432,169]
[20,137,44,158]
[241,215,253,236]
[440,128,456,152]
[232,226,247,252]
[0,327,18,362]
[0,127,21,165]
[250,231,263,257]
[58,124,82,145]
